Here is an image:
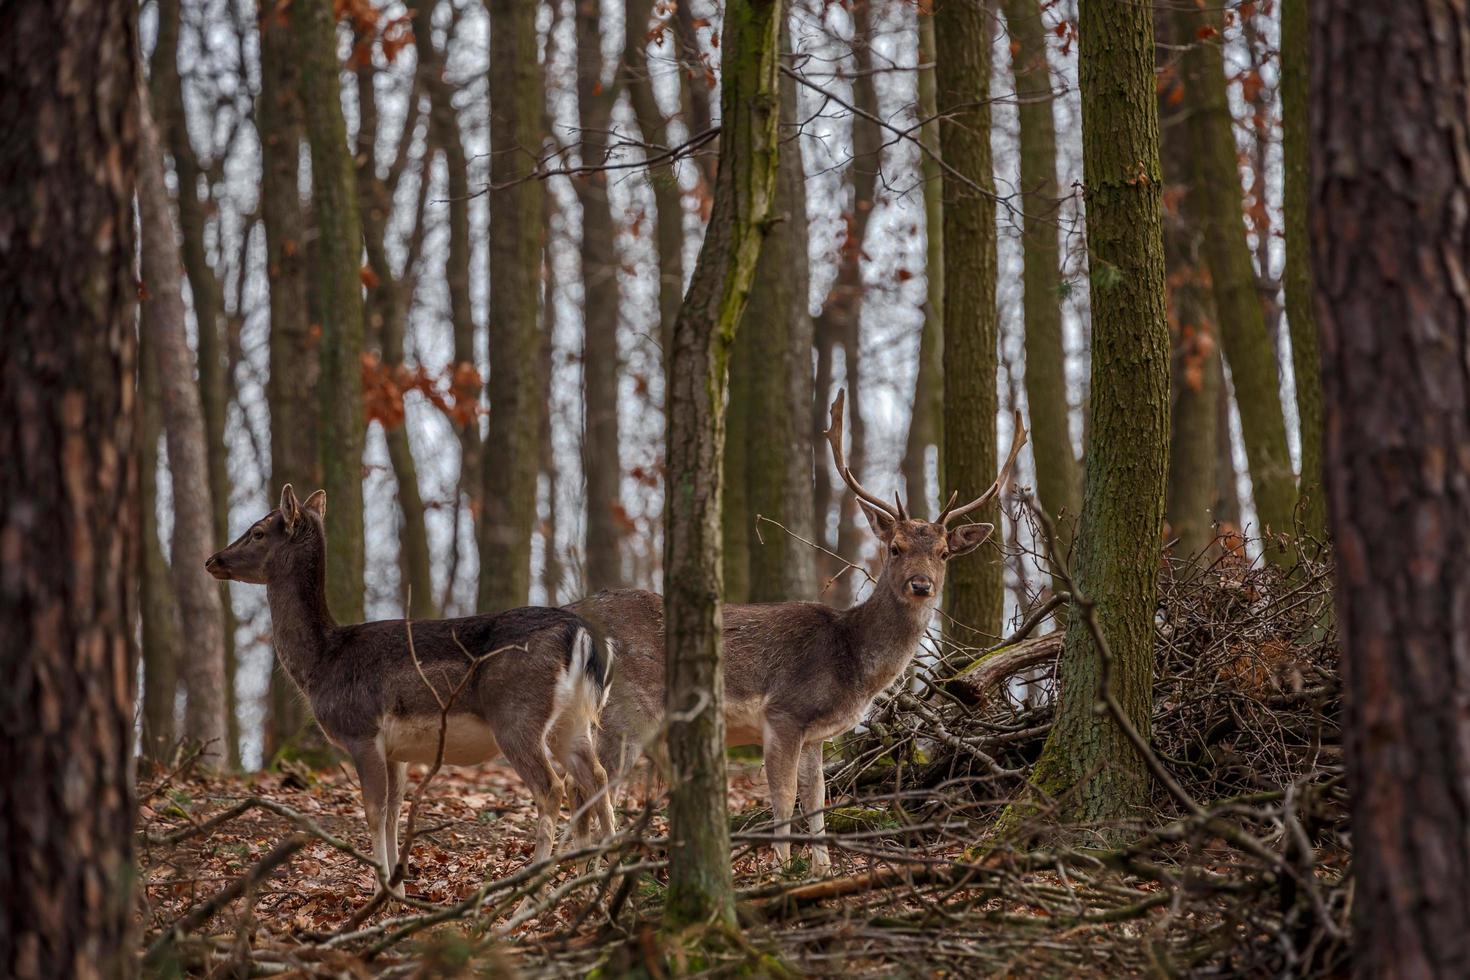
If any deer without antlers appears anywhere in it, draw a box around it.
[207,486,617,895]
[569,390,1026,872]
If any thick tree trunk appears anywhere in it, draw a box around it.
[937,0,1002,643]
[0,5,139,971]
[1311,3,1470,974]
[902,8,944,519]
[139,98,231,768]
[1023,0,1170,830]
[294,0,367,624]
[663,0,781,932]
[259,0,324,756]
[1175,4,1296,562]
[1281,0,1325,542]
[1005,0,1081,540]
[140,309,182,762]
[577,0,625,593]
[478,0,544,612]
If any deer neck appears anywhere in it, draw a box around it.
[843,584,933,689]
[265,543,335,691]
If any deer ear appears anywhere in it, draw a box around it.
[302,490,326,520]
[858,499,898,543]
[279,484,301,528]
[946,522,993,559]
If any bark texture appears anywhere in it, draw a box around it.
[1176,4,1296,560]
[1024,0,1170,829]
[663,0,781,931]
[1310,2,1470,975]
[478,0,544,612]
[1005,0,1081,538]
[140,302,181,762]
[295,0,367,623]
[139,97,231,767]
[936,0,1002,642]
[0,5,139,972]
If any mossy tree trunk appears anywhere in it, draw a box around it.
[1281,0,1325,542]
[663,0,781,932]
[1022,0,1170,831]
[478,0,544,612]
[902,7,944,518]
[294,0,367,623]
[0,3,139,967]
[1310,2,1470,972]
[937,0,1002,643]
[1005,0,1081,543]
[1175,4,1296,561]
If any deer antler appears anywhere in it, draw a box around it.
[825,389,902,521]
[937,411,1028,526]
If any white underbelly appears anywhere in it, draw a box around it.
[724,695,767,748]
[382,713,501,766]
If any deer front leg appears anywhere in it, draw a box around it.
[797,742,830,875]
[762,721,803,870]
[349,740,402,896]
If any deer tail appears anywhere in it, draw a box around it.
[568,622,615,715]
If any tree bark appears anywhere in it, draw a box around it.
[902,7,945,519]
[577,0,626,593]
[1175,3,1296,562]
[1311,2,1470,974]
[937,0,1002,643]
[1281,0,1325,542]
[1023,0,1170,830]
[1005,0,1081,542]
[294,0,367,624]
[140,304,182,762]
[139,97,231,768]
[0,4,139,971]
[663,0,781,932]
[478,0,544,612]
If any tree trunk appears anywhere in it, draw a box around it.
[259,0,324,756]
[139,97,231,768]
[577,0,625,593]
[937,0,1002,643]
[0,4,139,970]
[726,13,817,603]
[1023,0,1170,830]
[1175,4,1296,562]
[294,0,367,624]
[140,307,182,762]
[663,0,781,932]
[902,7,944,519]
[478,0,544,613]
[1311,2,1470,974]
[1005,0,1081,541]
[1281,0,1325,542]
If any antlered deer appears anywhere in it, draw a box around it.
[570,391,1025,871]
[207,486,616,893]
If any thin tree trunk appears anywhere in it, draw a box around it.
[0,4,138,969]
[140,97,230,768]
[1005,0,1081,539]
[1281,0,1325,542]
[577,0,625,593]
[663,0,781,932]
[1022,0,1170,830]
[294,0,367,624]
[479,0,544,612]
[937,0,1002,643]
[1175,4,1296,562]
[259,0,324,757]
[1311,2,1470,973]
[903,6,944,519]
[140,308,182,762]
[1214,359,1243,531]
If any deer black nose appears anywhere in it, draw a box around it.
[908,575,934,597]
[204,554,220,571]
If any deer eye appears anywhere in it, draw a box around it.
[889,544,900,557]
[251,529,265,541]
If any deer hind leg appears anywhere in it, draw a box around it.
[563,730,617,848]
[762,721,804,869]
[349,739,402,896]
[501,732,565,866]
[797,742,830,875]
[384,760,408,882]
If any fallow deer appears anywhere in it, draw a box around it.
[206,485,617,893]
[569,391,1025,872]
